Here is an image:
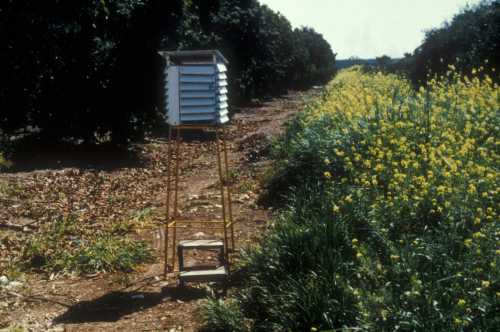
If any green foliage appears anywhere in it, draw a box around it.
[204,70,499,331]
[0,137,12,170]
[3,325,26,332]
[170,0,336,101]
[0,0,170,143]
[0,152,10,170]
[0,0,335,144]
[0,180,20,198]
[372,55,393,72]
[202,188,359,331]
[22,215,154,274]
[259,71,499,330]
[291,27,337,88]
[394,0,500,83]
[201,297,247,332]
[1,253,24,282]
[239,192,359,331]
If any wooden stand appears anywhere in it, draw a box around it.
[163,125,235,284]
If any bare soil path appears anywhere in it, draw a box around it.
[0,89,319,331]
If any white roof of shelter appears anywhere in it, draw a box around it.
[158,50,228,65]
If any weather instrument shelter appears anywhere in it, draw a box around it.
[158,50,235,287]
[159,50,229,126]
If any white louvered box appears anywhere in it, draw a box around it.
[158,50,229,126]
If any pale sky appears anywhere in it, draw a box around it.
[259,0,482,59]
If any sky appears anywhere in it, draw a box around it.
[259,0,482,59]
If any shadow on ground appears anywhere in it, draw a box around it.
[6,137,144,173]
[5,130,221,173]
[52,285,208,324]
[150,128,217,142]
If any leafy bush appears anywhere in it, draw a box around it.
[395,0,500,84]
[205,67,499,330]
[239,189,360,331]
[0,0,171,143]
[291,27,337,89]
[22,215,154,274]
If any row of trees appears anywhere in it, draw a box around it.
[393,0,499,83]
[0,0,336,144]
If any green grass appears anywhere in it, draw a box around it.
[201,298,247,332]
[2,325,26,332]
[238,179,257,194]
[2,259,24,281]
[0,180,20,199]
[131,207,156,222]
[22,215,154,275]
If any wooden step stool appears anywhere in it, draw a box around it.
[177,239,228,287]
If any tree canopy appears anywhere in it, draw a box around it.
[393,0,499,83]
[0,0,336,144]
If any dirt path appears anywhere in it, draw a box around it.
[0,89,319,331]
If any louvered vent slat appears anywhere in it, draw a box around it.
[162,50,229,125]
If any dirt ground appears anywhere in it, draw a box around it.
[0,89,320,331]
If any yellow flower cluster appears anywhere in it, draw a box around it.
[308,66,498,236]
[295,65,499,331]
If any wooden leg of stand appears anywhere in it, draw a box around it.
[215,128,229,266]
[222,127,235,252]
[164,126,172,277]
[172,128,181,271]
